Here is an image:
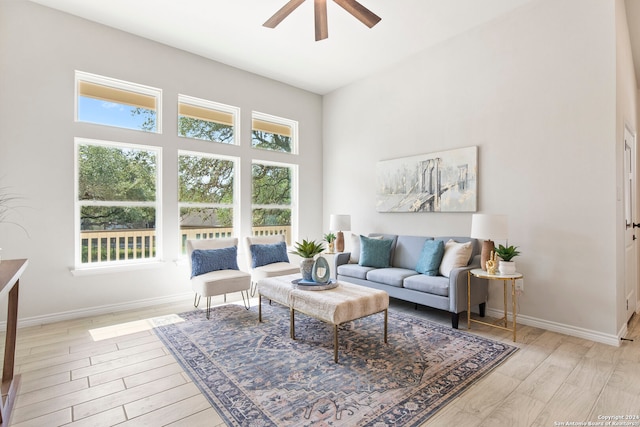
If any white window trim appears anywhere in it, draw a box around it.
[178,95,241,145]
[74,137,163,270]
[251,111,299,155]
[75,70,163,134]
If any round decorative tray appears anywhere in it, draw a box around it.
[291,278,338,291]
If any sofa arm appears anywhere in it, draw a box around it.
[335,252,351,267]
[448,254,487,314]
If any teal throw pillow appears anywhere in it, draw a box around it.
[415,240,445,276]
[359,235,393,268]
[250,241,289,268]
[191,247,239,278]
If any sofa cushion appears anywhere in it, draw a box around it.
[439,239,473,278]
[392,235,433,269]
[366,267,418,288]
[349,234,383,264]
[191,246,239,278]
[337,263,376,280]
[359,236,394,268]
[403,274,450,297]
[249,241,289,268]
[415,239,445,276]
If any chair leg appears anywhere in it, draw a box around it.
[250,281,258,297]
[224,294,227,303]
[206,297,211,319]
[241,290,250,310]
[194,294,201,308]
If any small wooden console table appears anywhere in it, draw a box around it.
[467,268,522,342]
[0,259,27,427]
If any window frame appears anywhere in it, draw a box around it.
[74,137,163,269]
[75,70,163,134]
[178,94,240,145]
[251,111,299,154]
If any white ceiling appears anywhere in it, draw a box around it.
[27,0,640,94]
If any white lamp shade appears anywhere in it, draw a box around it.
[329,214,351,231]
[470,214,508,241]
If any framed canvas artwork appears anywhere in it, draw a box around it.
[376,146,478,213]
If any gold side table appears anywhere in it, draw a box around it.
[467,268,522,342]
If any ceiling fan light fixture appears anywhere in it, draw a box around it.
[263,0,381,41]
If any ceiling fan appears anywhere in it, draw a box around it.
[263,0,382,41]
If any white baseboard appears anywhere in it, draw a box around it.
[5,292,194,330]
[486,308,621,347]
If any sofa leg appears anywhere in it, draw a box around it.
[451,312,459,329]
[479,302,486,317]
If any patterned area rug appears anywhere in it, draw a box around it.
[152,302,517,426]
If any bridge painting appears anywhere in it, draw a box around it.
[376,146,477,213]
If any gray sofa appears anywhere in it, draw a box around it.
[335,233,488,328]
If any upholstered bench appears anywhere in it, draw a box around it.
[257,274,389,362]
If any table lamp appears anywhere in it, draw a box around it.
[330,214,351,253]
[470,214,508,270]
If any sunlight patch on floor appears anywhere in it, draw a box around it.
[89,313,185,341]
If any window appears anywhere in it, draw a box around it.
[252,112,297,154]
[179,151,238,252]
[76,138,161,267]
[178,95,240,144]
[76,71,162,133]
[252,161,296,245]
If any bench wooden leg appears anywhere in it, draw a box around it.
[290,308,295,340]
[384,309,388,343]
[334,325,338,363]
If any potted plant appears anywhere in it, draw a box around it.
[494,244,520,275]
[290,238,325,281]
[323,232,336,253]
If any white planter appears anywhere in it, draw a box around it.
[499,261,516,275]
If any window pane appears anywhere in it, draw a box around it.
[179,116,234,143]
[179,155,234,204]
[251,130,292,153]
[78,96,157,132]
[80,206,156,263]
[179,207,233,253]
[252,208,291,228]
[178,98,238,144]
[78,145,157,202]
[251,114,296,153]
[252,164,291,205]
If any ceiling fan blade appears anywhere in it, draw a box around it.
[263,0,306,28]
[333,0,381,28]
[315,0,328,41]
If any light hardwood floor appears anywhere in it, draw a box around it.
[3,294,640,427]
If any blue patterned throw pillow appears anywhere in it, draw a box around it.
[415,239,445,276]
[359,235,394,268]
[250,241,290,268]
[191,246,239,278]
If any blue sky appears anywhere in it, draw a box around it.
[78,96,154,131]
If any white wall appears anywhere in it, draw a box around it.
[0,1,323,322]
[616,0,640,334]
[323,0,627,342]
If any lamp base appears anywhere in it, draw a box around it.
[336,231,345,252]
[480,240,495,271]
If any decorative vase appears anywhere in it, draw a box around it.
[499,261,516,275]
[327,241,335,253]
[312,257,331,284]
[300,258,315,281]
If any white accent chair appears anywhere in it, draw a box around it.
[245,234,299,296]
[187,238,251,319]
